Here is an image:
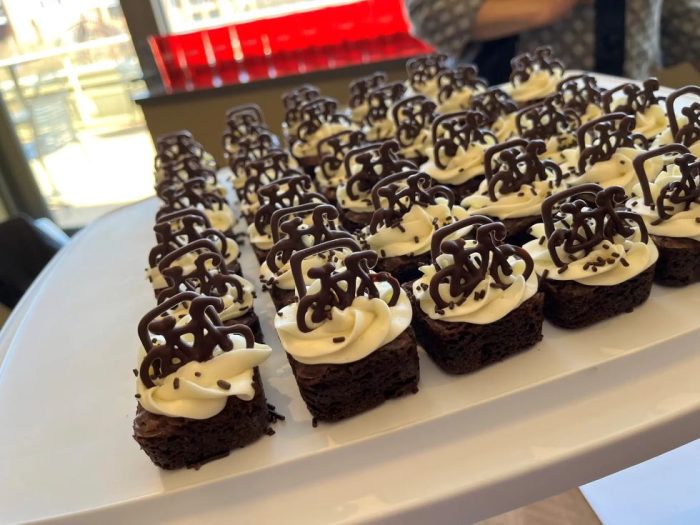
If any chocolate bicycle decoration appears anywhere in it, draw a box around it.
[289,238,400,332]
[470,88,518,126]
[431,110,497,169]
[349,72,388,111]
[428,217,534,309]
[510,46,564,84]
[365,82,408,125]
[541,183,648,268]
[515,95,581,141]
[156,177,230,220]
[666,85,700,148]
[555,74,604,116]
[294,97,352,142]
[266,203,353,273]
[483,139,563,200]
[436,65,488,105]
[406,54,448,90]
[158,246,246,304]
[602,78,663,114]
[317,130,367,180]
[392,95,437,148]
[137,292,255,387]
[343,140,415,200]
[632,144,700,224]
[369,171,454,233]
[576,113,649,173]
[253,174,327,235]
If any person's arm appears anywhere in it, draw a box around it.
[405,0,581,57]
[472,0,582,41]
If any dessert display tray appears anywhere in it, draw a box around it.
[2,74,700,524]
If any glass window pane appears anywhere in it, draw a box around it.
[0,0,155,229]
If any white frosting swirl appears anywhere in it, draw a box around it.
[248,222,274,251]
[137,336,271,420]
[147,237,240,290]
[524,222,658,285]
[275,280,412,365]
[652,117,700,157]
[507,70,562,103]
[351,101,369,124]
[633,104,668,139]
[260,250,346,291]
[461,178,558,219]
[412,78,440,100]
[493,113,518,142]
[413,251,538,324]
[563,147,662,194]
[362,199,469,257]
[627,164,700,241]
[399,128,432,160]
[206,207,236,233]
[364,118,396,141]
[421,142,490,185]
[437,86,483,114]
[292,122,353,159]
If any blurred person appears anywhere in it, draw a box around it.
[405,0,700,83]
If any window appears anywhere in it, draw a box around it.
[158,0,360,34]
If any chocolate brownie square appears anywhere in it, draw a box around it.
[252,245,269,265]
[375,251,432,284]
[650,234,700,287]
[339,209,373,233]
[286,328,419,423]
[405,284,544,374]
[224,310,264,343]
[268,286,296,311]
[133,368,272,470]
[539,264,656,328]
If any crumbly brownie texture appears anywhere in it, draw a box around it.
[269,285,296,311]
[405,284,544,374]
[295,155,320,177]
[446,176,483,202]
[321,186,338,206]
[223,309,264,343]
[651,234,700,286]
[375,251,432,284]
[339,209,373,233]
[540,264,655,329]
[501,215,539,246]
[252,245,270,265]
[287,328,419,423]
[133,368,272,470]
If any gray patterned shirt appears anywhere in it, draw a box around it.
[405,0,700,79]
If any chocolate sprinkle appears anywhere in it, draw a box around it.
[173,377,180,390]
[217,380,231,390]
[332,336,346,343]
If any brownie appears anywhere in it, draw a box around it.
[500,216,539,246]
[339,209,373,233]
[405,284,544,374]
[375,251,432,284]
[321,186,338,206]
[287,328,419,423]
[224,309,264,343]
[252,245,270,265]
[650,234,700,287]
[446,176,483,202]
[540,264,656,328]
[267,285,296,311]
[133,368,272,470]
[295,156,320,177]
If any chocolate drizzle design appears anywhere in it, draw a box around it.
[155,130,209,171]
[156,178,230,221]
[431,110,496,169]
[150,211,231,268]
[369,171,454,234]
[156,156,219,190]
[555,74,603,115]
[138,292,255,388]
[436,65,488,105]
[428,217,534,309]
[242,153,303,206]
[222,104,268,154]
[666,85,700,147]
[392,95,437,148]
[317,131,367,179]
[283,84,321,128]
[228,133,280,177]
[632,144,700,224]
[294,97,352,143]
[576,113,649,173]
[253,174,327,235]
[541,183,648,268]
[510,47,564,84]
[483,139,563,200]
[289,239,400,332]
[158,247,246,304]
[266,203,353,272]
[349,72,387,109]
[406,54,448,90]
[343,140,415,200]
[516,96,580,141]
[470,88,518,126]
[366,82,408,125]
[602,78,662,114]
